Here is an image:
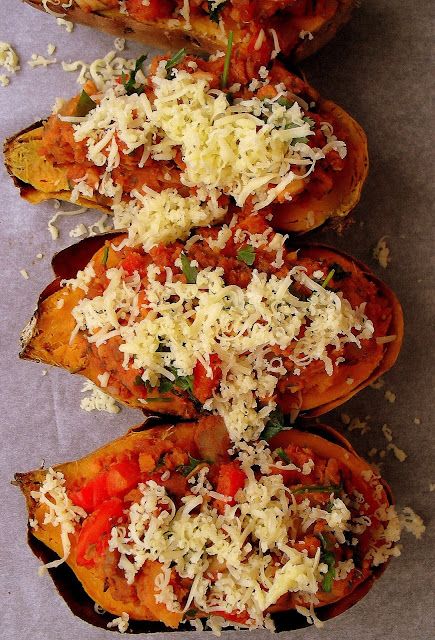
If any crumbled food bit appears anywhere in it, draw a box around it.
[347,417,369,435]
[0,74,10,87]
[414,418,421,425]
[368,448,377,457]
[20,269,29,280]
[28,54,57,68]
[57,17,74,32]
[369,377,385,390]
[385,390,396,403]
[0,42,20,73]
[80,381,120,414]
[379,450,386,459]
[387,443,407,462]
[346,377,354,385]
[299,30,314,40]
[114,38,125,52]
[373,236,391,268]
[94,602,106,615]
[399,507,425,539]
[36,253,44,259]
[47,44,56,56]
[42,369,49,376]
[381,424,393,442]
[429,483,435,492]
[107,612,129,633]
[341,413,351,425]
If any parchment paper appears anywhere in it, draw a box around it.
[0,1,433,638]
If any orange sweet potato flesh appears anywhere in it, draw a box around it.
[15,421,395,632]
[19,232,403,420]
[22,0,357,63]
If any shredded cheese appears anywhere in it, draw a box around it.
[80,380,120,413]
[399,507,425,539]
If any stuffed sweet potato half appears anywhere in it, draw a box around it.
[4,48,368,234]
[15,418,400,632]
[20,211,403,443]
[23,0,357,63]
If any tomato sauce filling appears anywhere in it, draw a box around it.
[66,209,393,418]
[62,420,393,625]
[39,52,346,212]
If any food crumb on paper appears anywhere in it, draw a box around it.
[20,269,29,280]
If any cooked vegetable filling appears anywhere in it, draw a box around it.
[58,212,393,442]
[38,51,347,242]
[26,423,400,630]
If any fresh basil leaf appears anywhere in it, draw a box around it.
[159,378,174,394]
[237,245,255,266]
[74,90,96,118]
[180,253,198,284]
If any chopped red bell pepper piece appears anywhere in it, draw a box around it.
[70,460,141,513]
[76,497,124,567]
[193,354,221,403]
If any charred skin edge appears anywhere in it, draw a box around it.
[3,92,368,235]
[14,421,395,633]
[19,233,403,419]
[22,0,357,62]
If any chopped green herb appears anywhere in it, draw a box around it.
[74,90,97,118]
[122,54,147,95]
[207,0,228,23]
[317,532,332,550]
[277,98,295,108]
[178,453,212,477]
[101,245,109,266]
[180,253,198,284]
[237,245,255,266]
[165,48,186,79]
[260,408,292,441]
[145,397,172,403]
[321,551,336,593]
[326,500,334,513]
[291,136,309,146]
[330,262,351,281]
[291,485,342,495]
[303,116,315,127]
[321,269,335,288]
[134,375,146,387]
[158,378,174,394]
[284,122,299,130]
[221,30,233,90]
[275,448,290,464]
[185,608,199,618]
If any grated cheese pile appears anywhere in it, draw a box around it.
[108,441,349,627]
[0,42,20,86]
[63,61,345,217]
[67,236,374,443]
[29,468,86,575]
[80,380,120,414]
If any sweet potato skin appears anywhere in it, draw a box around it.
[19,233,403,420]
[22,0,358,62]
[15,422,396,632]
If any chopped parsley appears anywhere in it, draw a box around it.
[180,253,198,284]
[165,48,186,79]
[275,448,290,464]
[101,245,109,266]
[330,262,351,281]
[221,30,233,90]
[290,485,342,495]
[178,454,212,477]
[74,90,96,118]
[321,268,335,288]
[237,245,255,265]
[321,550,336,593]
[122,54,147,95]
[260,408,292,441]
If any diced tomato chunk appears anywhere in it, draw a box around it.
[193,354,221,403]
[70,460,141,512]
[118,251,148,277]
[215,463,246,508]
[76,497,124,566]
